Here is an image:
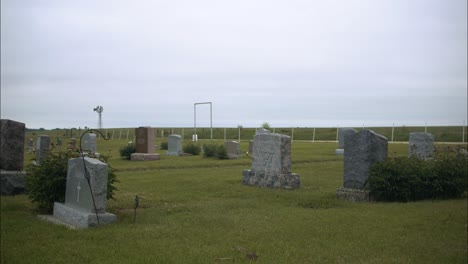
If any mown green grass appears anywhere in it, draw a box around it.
[25,125,467,143]
[3,141,467,263]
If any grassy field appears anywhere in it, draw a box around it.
[25,125,467,143]
[1,140,467,263]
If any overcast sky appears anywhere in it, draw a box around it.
[1,0,467,129]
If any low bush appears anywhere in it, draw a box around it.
[216,144,229,160]
[203,144,218,158]
[203,143,229,159]
[368,149,467,202]
[183,142,201,155]
[160,141,168,150]
[25,151,118,212]
[119,144,136,160]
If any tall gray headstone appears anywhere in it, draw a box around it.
[336,129,388,202]
[167,134,183,156]
[343,129,388,189]
[0,119,26,195]
[336,128,357,155]
[409,132,434,159]
[82,132,97,153]
[0,119,25,170]
[248,140,254,155]
[36,135,50,165]
[243,131,300,189]
[53,157,116,228]
[225,141,241,159]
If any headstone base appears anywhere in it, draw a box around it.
[335,149,344,156]
[53,202,117,229]
[166,151,182,156]
[242,170,300,189]
[131,153,161,161]
[336,187,372,202]
[1,170,25,195]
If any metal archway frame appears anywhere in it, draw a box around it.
[194,102,212,142]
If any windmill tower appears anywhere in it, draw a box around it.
[93,106,103,129]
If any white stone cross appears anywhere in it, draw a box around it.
[76,181,81,202]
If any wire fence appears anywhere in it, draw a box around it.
[26,125,467,144]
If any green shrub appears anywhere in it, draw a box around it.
[160,141,168,150]
[183,142,201,155]
[25,151,118,212]
[203,144,218,158]
[119,144,136,160]
[202,143,229,159]
[216,144,229,160]
[369,150,467,202]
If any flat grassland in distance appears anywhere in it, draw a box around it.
[1,139,467,263]
[25,125,467,143]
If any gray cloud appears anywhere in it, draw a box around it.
[1,0,466,129]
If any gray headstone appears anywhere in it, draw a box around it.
[248,140,254,155]
[225,141,241,159]
[68,138,76,149]
[409,132,434,159]
[243,131,300,189]
[256,128,271,135]
[82,133,97,153]
[167,134,183,156]
[135,127,155,153]
[343,129,388,189]
[0,119,25,170]
[36,135,51,165]
[336,128,357,156]
[53,157,116,228]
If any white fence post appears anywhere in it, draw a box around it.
[313,128,316,142]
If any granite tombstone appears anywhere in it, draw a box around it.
[243,130,300,189]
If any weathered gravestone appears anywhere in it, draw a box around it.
[336,128,357,155]
[68,138,76,149]
[36,135,50,165]
[0,119,26,195]
[409,132,434,159]
[82,132,97,154]
[167,134,183,156]
[243,130,300,189]
[53,157,116,228]
[336,129,388,201]
[131,126,160,160]
[225,141,241,159]
[248,140,254,155]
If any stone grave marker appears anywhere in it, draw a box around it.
[131,126,160,160]
[0,119,26,195]
[225,141,241,159]
[53,157,116,228]
[68,138,76,149]
[82,132,97,153]
[409,132,434,159]
[167,134,183,156]
[248,140,254,156]
[243,130,300,189]
[36,135,51,165]
[336,128,357,155]
[336,129,388,201]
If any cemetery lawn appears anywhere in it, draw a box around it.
[2,141,467,263]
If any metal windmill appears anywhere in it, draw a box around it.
[93,106,103,129]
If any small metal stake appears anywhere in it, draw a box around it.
[134,195,139,224]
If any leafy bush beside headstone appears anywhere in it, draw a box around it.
[160,141,168,150]
[119,144,136,160]
[203,143,229,159]
[183,142,201,155]
[25,151,118,212]
[368,148,467,202]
